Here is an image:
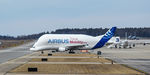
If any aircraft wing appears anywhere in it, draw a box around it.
[65,44,86,50]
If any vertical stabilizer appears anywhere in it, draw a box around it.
[92,27,117,49]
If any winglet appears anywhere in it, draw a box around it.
[92,27,117,49]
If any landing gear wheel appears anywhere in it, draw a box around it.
[133,44,135,47]
[115,45,117,48]
[41,51,44,54]
[52,50,56,53]
[97,51,102,55]
[56,50,58,52]
[69,50,75,54]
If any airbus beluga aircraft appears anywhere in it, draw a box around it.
[30,27,117,53]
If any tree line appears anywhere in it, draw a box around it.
[0,27,150,40]
[51,27,150,37]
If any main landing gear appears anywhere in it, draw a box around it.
[97,51,102,55]
[69,50,75,54]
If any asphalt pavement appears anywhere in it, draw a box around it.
[99,44,150,74]
[0,41,34,64]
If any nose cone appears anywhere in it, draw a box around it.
[30,41,38,51]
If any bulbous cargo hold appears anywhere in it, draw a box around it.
[30,27,117,52]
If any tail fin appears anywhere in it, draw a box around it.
[103,27,117,39]
[92,27,117,49]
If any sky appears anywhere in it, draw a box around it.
[0,0,150,36]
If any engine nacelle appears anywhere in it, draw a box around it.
[58,47,66,52]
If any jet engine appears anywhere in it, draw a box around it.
[58,47,66,52]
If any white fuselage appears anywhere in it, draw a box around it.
[31,34,103,51]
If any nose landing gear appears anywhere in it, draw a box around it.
[41,51,44,54]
